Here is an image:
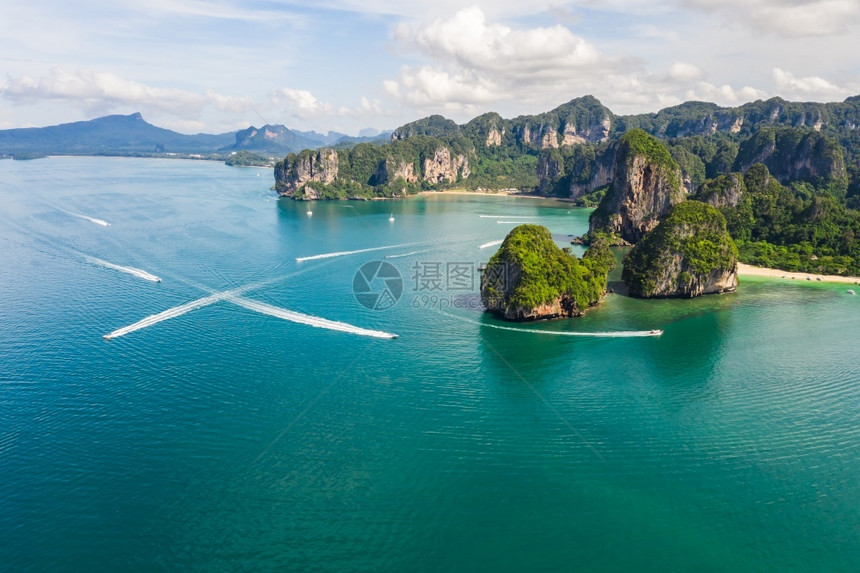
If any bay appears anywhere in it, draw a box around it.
[0,157,858,571]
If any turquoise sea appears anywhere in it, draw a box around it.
[1,157,858,571]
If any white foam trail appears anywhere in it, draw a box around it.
[478,215,535,219]
[104,278,278,340]
[479,240,504,249]
[296,242,424,262]
[65,211,110,226]
[104,292,227,339]
[442,312,662,338]
[385,248,435,259]
[227,296,397,339]
[86,256,162,282]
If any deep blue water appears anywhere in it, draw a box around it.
[0,157,858,571]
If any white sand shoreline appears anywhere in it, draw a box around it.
[738,263,860,285]
[417,190,550,200]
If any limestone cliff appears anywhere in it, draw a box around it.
[481,225,613,321]
[588,130,685,243]
[372,158,418,185]
[561,116,612,145]
[732,127,847,191]
[423,147,470,183]
[622,201,738,298]
[569,147,615,200]
[536,151,564,195]
[693,173,746,208]
[274,148,339,198]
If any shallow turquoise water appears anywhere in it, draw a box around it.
[1,157,858,571]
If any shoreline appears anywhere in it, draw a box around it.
[417,190,556,200]
[737,263,860,285]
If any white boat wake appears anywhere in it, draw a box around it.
[64,210,110,226]
[478,215,535,219]
[441,312,662,338]
[105,281,398,340]
[385,248,435,259]
[296,242,425,262]
[227,296,397,339]
[104,291,229,339]
[86,256,162,282]
[479,240,504,249]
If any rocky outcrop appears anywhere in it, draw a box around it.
[537,151,563,195]
[693,173,746,208]
[733,127,847,190]
[274,148,339,197]
[561,116,612,145]
[481,225,611,321]
[372,158,418,185]
[622,201,738,298]
[569,147,616,201]
[423,147,470,183]
[486,125,504,147]
[588,130,685,243]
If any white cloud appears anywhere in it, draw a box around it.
[682,0,860,36]
[685,82,768,105]
[668,62,704,82]
[385,7,633,112]
[772,68,853,98]
[405,6,605,77]
[272,87,388,122]
[0,67,255,118]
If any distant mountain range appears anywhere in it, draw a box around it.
[0,112,390,156]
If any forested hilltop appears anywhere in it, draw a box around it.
[274,95,860,276]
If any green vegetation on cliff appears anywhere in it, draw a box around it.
[622,201,738,297]
[617,129,679,173]
[225,150,271,167]
[482,224,611,319]
[701,163,860,275]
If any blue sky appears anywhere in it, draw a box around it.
[1,0,858,134]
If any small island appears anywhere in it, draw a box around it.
[622,201,739,298]
[480,224,615,320]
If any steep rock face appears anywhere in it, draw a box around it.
[486,125,504,146]
[733,127,847,190]
[537,152,563,195]
[274,148,339,197]
[481,225,612,321]
[622,201,738,298]
[561,116,612,145]
[588,130,685,243]
[693,173,746,208]
[569,147,616,200]
[516,123,558,148]
[372,158,418,185]
[423,147,470,183]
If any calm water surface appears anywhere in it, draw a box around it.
[0,157,858,571]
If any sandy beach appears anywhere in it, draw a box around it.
[738,263,860,285]
[417,189,548,199]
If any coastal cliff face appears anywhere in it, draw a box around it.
[733,128,847,191]
[423,147,470,183]
[570,147,615,200]
[481,225,613,321]
[622,201,738,298]
[561,116,612,145]
[537,151,563,195]
[588,130,685,243]
[372,158,418,185]
[274,148,339,198]
[693,173,746,208]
